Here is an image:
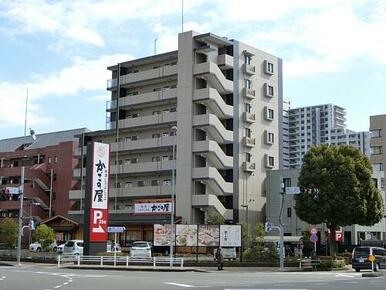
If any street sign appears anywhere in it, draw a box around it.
[368,255,375,262]
[107,226,126,233]
[310,234,318,243]
[310,228,317,235]
[285,186,301,194]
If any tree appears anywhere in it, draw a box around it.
[206,212,225,225]
[242,223,278,261]
[295,145,384,257]
[0,218,18,249]
[33,224,55,251]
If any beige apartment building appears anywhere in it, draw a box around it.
[69,31,282,244]
[370,114,386,188]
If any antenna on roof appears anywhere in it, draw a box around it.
[154,37,157,55]
[181,0,184,32]
[24,88,28,136]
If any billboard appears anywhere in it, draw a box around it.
[198,225,220,247]
[220,225,242,247]
[153,224,173,246]
[134,199,172,215]
[89,142,110,242]
[176,225,198,247]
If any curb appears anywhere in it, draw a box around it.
[65,266,209,272]
[362,272,384,278]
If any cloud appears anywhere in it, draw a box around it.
[0,53,133,129]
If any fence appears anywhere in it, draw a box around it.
[57,255,184,269]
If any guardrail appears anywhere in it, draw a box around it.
[57,255,184,269]
[298,258,321,269]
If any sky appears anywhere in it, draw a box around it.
[0,0,386,140]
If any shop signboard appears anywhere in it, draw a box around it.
[153,224,173,246]
[176,225,198,246]
[198,225,220,247]
[135,199,173,215]
[220,225,241,247]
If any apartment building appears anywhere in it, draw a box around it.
[69,31,282,244]
[370,114,386,188]
[287,104,370,168]
[0,128,87,244]
[279,100,290,169]
[266,169,386,245]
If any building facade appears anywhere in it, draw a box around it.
[287,104,370,169]
[370,114,386,188]
[69,31,282,245]
[279,100,290,169]
[266,169,386,245]
[0,128,87,244]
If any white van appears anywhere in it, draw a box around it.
[63,240,84,255]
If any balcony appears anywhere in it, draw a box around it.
[243,137,256,147]
[192,167,233,196]
[243,88,256,99]
[0,166,50,191]
[112,136,174,153]
[119,88,177,109]
[243,112,256,123]
[217,54,233,70]
[69,185,172,200]
[193,113,233,144]
[108,112,177,130]
[119,65,177,86]
[243,162,256,173]
[107,78,117,90]
[110,160,174,175]
[106,100,117,110]
[243,63,256,75]
[192,194,233,220]
[193,88,233,119]
[194,62,233,94]
[193,140,233,169]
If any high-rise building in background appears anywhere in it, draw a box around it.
[69,31,282,243]
[370,114,386,188]
[286,104,370,169]
[279,100,290,169]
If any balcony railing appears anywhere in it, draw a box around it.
[107,78,118,90]
[243,88,256,99]
[243,64,256,75]
[243,137,256,147]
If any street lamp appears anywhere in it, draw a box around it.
[169,125,177,266]
[17,128,37,266]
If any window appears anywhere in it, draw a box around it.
[245,79,252,89]
[169,107,177,112]
[287,207,292,218]
[54,156,58,164]
[268,156,274,167]
[371,146,382,155]
[244,54,252,65]
[131,135,138,141]
[163,179,171,186]
[152,133,161,138]
[151,180,159,186]
[265,60,274,74]
[162,132,169,137]
[373,163,384,171]
[153,110,161,115]
[125,182,133,188]
[264,107,274,121]
[152,156,161,162]
[137,180,145,187]
[245,103,252,113]
[265,84,274,97]
[370,129,381,138]
[245,128,251,138]
[245,152,251,162]
[131,158,138,164]
[48,157,52,164]
[283,178,291,187]
[162,156,169,161]
[265,131,274,144]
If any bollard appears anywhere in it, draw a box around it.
[77,255,80,266]
[181,258,184,269]
[100,256,103,266]
[126,256,129,268]
[58,255,61,268]
[153,257,156,269]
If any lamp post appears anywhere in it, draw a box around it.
[169,125,177,267]
[16,129,36,266]
[28,201,40,245]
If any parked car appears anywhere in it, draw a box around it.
[130,241,152,258]
[56,243,65,254]
[352,246,386,272]
[107,241,121,252]
[63,240,84,255]
[29,241,57,252]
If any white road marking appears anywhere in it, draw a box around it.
[54,286,62,289]
[0,276,6,281]
[165,282,197,288]
[225,289,309,290]
[62,282,69,285]
[335,273,356,278]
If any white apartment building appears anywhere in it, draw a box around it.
[287,104,370,169]
[279,100,290,169]
[69,31,282,243]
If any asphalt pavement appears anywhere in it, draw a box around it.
[0,262,385,290]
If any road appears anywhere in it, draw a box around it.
[0,263,385,290]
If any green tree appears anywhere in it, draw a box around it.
[295,145,384,257]
[206,212,225,225]
[0,218,18,249]
[242,223,278,261]
[33,224,55,251]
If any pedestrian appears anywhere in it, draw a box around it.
[215,247,224,270]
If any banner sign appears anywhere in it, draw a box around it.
[198,225,220,247]
[220,225,241,247]
[153,224,173,246]
[89,142,110,242]
[176,225,198,247]
[134,199,172,214]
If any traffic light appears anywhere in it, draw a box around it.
[264,221,272,232]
